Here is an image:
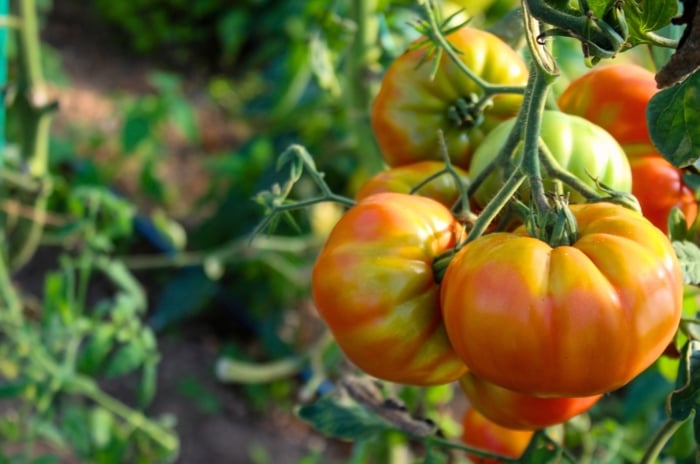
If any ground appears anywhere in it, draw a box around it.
[29,2,348,463]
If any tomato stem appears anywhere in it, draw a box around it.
[640,416,689,464]
[421,1,525,97]
[521,63,553,216]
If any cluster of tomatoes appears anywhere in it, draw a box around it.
[311,25,691,460]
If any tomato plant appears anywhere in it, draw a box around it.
[355,161,468,208]
[469,111,632,207]
[441,202,683,397]
[371,26,528,170]
[461,406,533,464]
[311,192,468,385]
[630,154,698,233]
[557,63,658,156]
[459,373,600,430]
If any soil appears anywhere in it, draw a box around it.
[26,2,349,463]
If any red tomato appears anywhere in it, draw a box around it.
[312,192,468,385]
[441,202,683,396]
[462,406,533,464]
[371,26,528,169]
[459,373,600,430]
[630,154,697,233]
[558,63,657,155]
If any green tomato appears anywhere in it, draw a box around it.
[469,111,632,207]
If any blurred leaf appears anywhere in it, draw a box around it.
[309,32,341,97]
[176,376,222,415]
[623,0,677,46]
[104,343,146,378]
[669,340,700,421]
[0,380,28,398]
[622,368,673,422]
[423,445,448,464]
[520,433,563,464]
[62,405,91,455]
[648,70,700,168]
[121,114,151,154]
[218,10,249,64]
[30,456,59,464]
[669,207,690,241]
[138,360,158,409]
[297,393,393,441]
[90,407,113,449]
[672,241,700,284]
[149,268,219,331]
[140,157,167,203]
[77,325,115,374]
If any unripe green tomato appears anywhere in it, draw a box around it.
[469,111,632,207]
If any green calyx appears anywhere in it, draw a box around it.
[447,94,490,129]
[526,194,579,247]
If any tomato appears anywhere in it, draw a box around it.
[311,192,468,385]
[462,406,533,464]
[630,154,697,233]
[469,111,632,207]
[355,161,469,208]
[371,26,528,170]
[459,373,600,430]
[440,202,683,396]
[558,64,657,156]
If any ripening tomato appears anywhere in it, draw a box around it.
[371,26,528,169]
[469,111,632,207]
[459,373,600,430]
[558,64,657,156]
[630,154,697,233]
[355,161,469,208]
[312,192,468,385]
[462,406,533,464]
[441,202,682,397]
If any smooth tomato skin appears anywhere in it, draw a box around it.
[630,153,697,233]
[469,111,631,207]
[312,192,468,385]
[441,202,683,397]
[371,26,528,169]
[459,373,600,430]
[462,407,533,464]
[558,63,657,154]
[355,161,469,208]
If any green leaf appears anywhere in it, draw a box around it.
[104,343,146,378]
[669,207,690,241]
[423,445,448,464]
[138,360,158,409]
[519,434,562,464]
[586,0,614,19]
[648,70,700,168]
[669,340,700,421]
[0,380,28,399]
[623,0,677,45]
[121,114,151,154]
[77,325,115,374]
[90,407,113,449]
[297,394,393,441]
[673,241,700,284]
